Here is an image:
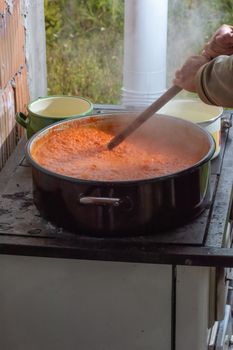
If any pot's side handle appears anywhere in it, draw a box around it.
[79,196,120,207]
[221,117,232,130]
[15,112,28,129]
[79,195,134,211]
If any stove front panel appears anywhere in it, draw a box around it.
[0,255,173,350]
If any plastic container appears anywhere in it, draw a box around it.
[159,99,223,159]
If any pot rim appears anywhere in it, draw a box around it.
[195,111,223,126]
[25,113,215,185]
[27,95,93,119]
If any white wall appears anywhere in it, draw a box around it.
[21,0,47,100]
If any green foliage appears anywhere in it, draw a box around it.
[44,0,63,44]
[45,0,124,104]
[214,0,233,23]
[46,32,123,103]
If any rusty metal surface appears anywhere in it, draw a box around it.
[206,147,233,248]
[0,0,30,169]
[0,111,232,266]
[0,0,25,89]
[0,163,75,239]
[0,83,17,169]
[0,1,6,13]
[14,65,30,138]
[14,66,30,114]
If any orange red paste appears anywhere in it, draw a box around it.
[31,125,197,181]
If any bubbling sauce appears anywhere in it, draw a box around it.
[31,125,199,181]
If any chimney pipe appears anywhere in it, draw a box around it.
[122,0,168,107]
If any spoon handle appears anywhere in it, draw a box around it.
[107,85,182,150]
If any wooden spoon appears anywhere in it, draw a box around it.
[107,85,182,150]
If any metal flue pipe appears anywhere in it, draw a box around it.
[122,0,169,107]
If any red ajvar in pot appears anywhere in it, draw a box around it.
[31,124,201,181]
[26,114,215,236]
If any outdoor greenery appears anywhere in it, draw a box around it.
[44,0,124,104]
[45,0,233,104]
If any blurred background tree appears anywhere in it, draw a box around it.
[45,0,124,104]
[45,0,233,104]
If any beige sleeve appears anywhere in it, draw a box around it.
[195,55,233,107]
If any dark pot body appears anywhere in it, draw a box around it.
[31,163,211,236]
[26,113,215,237]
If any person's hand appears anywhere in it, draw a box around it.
[202,24,233,59]
[173,55,210,92]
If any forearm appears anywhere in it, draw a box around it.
[195,55,233,107]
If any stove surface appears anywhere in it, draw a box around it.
[0,108,232,266]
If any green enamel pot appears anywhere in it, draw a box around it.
[16,95,93,139]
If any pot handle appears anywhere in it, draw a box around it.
[79,195,133,211]
[79,196,121,207]
[221,117,232,130]
[15,112,28,129]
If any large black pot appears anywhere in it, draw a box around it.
[26,113,215,236]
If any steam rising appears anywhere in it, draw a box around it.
[167,1,222,86]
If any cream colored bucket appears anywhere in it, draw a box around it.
[159,99,223,159]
